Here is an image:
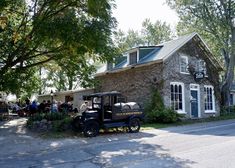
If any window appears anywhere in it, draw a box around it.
[170,82,185,113]
[197,59,207,75]
[129,51,138,65]
[107,62,113,70]
[204,85,215,112]
[180,55,189,74]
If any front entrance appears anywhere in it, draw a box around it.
[190,84,200,118]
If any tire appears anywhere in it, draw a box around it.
[128,118,140,133]
[83,121,100,137]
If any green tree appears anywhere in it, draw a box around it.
[48,58,95,92]
[166,0,235,106]
[141,18,173,46]
[113,19,173,53]
[113,29,143,53]
[0,0,116,93]
[2,68,40,98]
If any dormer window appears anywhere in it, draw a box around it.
[129,51,138,65]
[107,62,113,71]
[180,55,189,74]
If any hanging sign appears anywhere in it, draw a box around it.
[194,72,204,81]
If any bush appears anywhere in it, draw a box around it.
[150,107,181,123]
[26,112,72,132]
[145,89,181,123]
[52,117,73,132]
[221,106,235,116]
[29,113,67,122]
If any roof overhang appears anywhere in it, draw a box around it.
[95,59,163,77]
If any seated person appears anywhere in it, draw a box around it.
[80,101,89,113]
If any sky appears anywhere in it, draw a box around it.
[112,0,179,32]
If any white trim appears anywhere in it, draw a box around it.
[190,84,201,118]
[137,49,139,63]
[204,85,216,113]
[170,82,186,114]
[180,54,190,74]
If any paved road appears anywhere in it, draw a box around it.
[1,118,235,168]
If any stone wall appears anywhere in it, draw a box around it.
[95,63,164,106]
[162,46,220,118]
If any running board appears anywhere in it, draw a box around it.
[103,122,128,128]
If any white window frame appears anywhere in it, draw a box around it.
[197,59,207,76]
[170,82,186,114]
[204,85,216,113]
[128,49,139,65]
[180,55,189,74]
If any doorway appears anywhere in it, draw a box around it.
[190,84,200,118]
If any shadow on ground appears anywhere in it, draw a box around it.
[0,117,195,168]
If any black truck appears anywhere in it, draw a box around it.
[72,91,144,137]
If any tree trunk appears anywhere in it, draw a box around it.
[221,27,235,106]
[38,66,42,95]
[68,76,73,90]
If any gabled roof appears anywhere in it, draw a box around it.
[96,32,223,76]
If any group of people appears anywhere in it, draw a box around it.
[24,98,74,116]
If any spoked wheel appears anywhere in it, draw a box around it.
[83,121,100,137]
[128,118,140,133]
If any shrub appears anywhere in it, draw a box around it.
[154,107,181,123]
[26,112,71,131]
[221,106,235,116]
[52,117,73,132]
[145,89,181,123]
[29,113,67,122]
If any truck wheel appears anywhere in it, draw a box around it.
[128,118,140,133]
[83,121,100,137]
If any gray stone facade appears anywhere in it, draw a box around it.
[96,63,163,107]
[95,37,221,118]
[162,49,220,118]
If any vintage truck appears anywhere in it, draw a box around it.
[72,91,144,137]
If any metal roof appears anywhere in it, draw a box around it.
[96,32,221,75]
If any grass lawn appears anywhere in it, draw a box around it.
[141,113,235,130]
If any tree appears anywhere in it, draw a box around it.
[113,29,143,53]
[113,19,173,53]
[166,0,235,106]
[44,54,96,92]
[141,19,173,46]
[0,0,116,93]
[2,67,41,98]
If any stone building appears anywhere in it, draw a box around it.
[95,33,223,118]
